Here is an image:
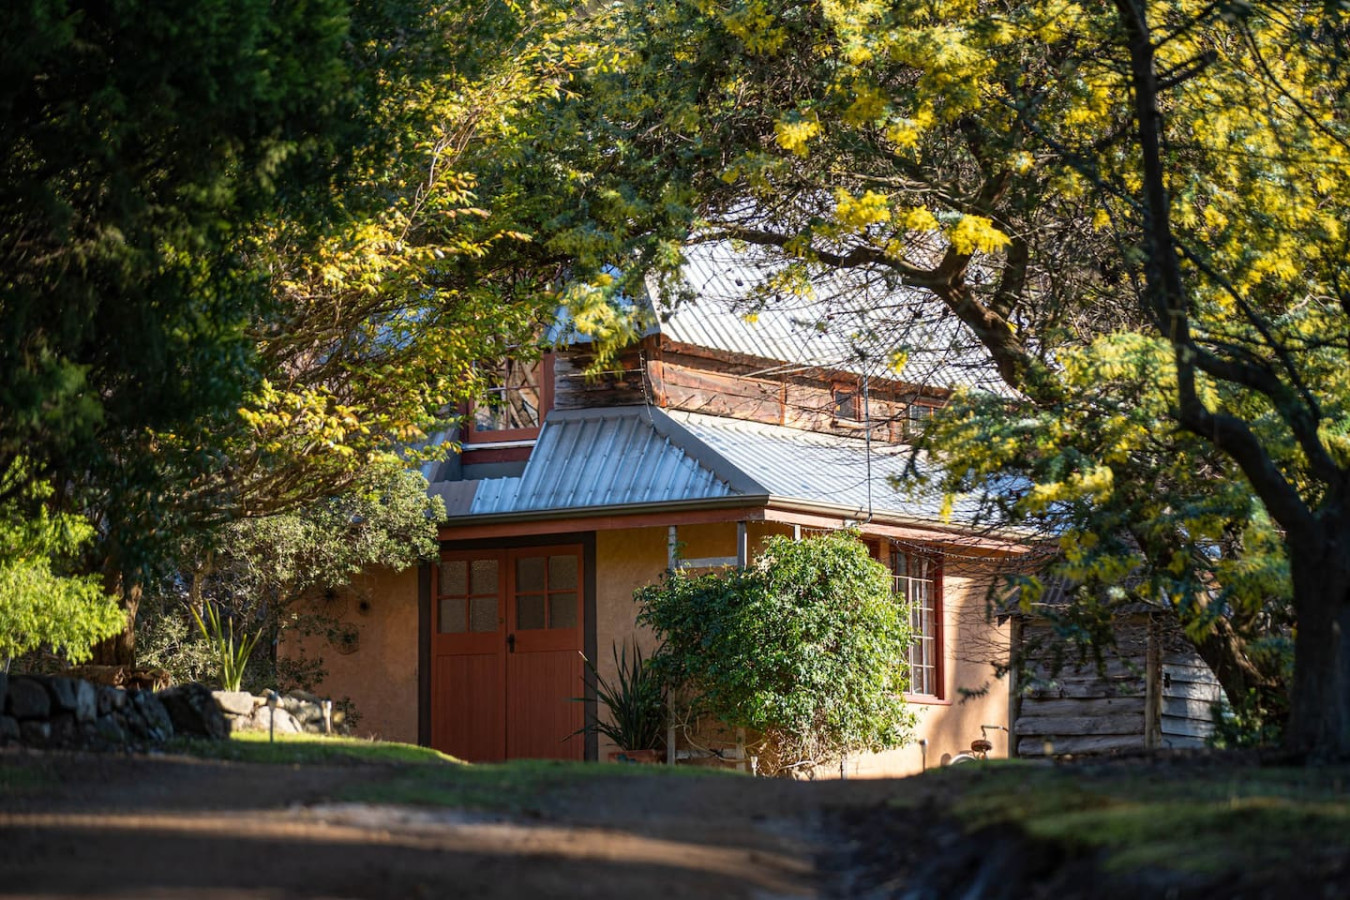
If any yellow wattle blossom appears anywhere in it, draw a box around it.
[774,113,821,157]
[947,214,1011,255]
[720,0,787,55]
[834,189,892,229]
[844,80,888,124]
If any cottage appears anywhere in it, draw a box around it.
[299,247,1036,775]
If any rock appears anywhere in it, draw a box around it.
[19,719,51,744]
[7,676,52,720]
[48,675,77,711]
[158,684,228,740]
[0,715,18,743]
[252,706,302,735]
[49,712,78,746]
[285,689,323,704]
[72,679,97,723]
[97,685,127,716]
[211,690,257,717]
[130,690,174,743]
[94,716,126,745]
[292,703,324,726]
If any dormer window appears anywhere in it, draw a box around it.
[466,355,554,444]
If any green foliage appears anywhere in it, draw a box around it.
[580,642,667,752]
[0,0,360,580]
[189,603,263,692]
[637,532,913,775]
[138,465,442,690]
[1210,688,1287,751]
[0,463,122,665]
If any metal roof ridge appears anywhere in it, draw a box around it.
[642,406,768,497]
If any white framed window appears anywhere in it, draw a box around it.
[892,547,942,698]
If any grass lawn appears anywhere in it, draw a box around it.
[168,731,462,766]
[170,731,735,812]
[922,759,1350,877]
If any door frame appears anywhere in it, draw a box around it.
[420,531,597,760]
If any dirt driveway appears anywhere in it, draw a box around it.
[0,749,912,899]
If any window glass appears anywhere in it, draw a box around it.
[516,556,546,592]
[438,596,467,634]
[892,546,939,697]
[471,559,498,595]
[516,594,546,630]
[474,358,543,433]
[903,404,935,441]
[549,592,578,629]
[548,555,578,590]
[833,388,858,421]
[440,560,467,596]
[470,596,498,633]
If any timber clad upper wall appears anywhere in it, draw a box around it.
[552,338,934,444]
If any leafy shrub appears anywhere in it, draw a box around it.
[638,532,914,775]
[0,465,123,667]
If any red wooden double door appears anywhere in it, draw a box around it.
[431,545,585,761]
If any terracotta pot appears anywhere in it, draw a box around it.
[607,748,663,764]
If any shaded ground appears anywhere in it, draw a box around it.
[2,747,1348,898]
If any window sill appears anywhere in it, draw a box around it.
[904,693,951,707]
[462,438,538,451]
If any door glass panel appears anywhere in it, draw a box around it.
[549,592,578,629]
[471,558,498,595]
[516,556,546,592]
[440,560,467,596]
[548,555,578,590]
[438,596,466,634]
[470,595,499,633]
[516,593,546,630]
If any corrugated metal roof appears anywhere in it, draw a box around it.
[449,404,992,527]
[665,243,1008,394]
[665,409,982,522]
[547,243,1009,397]
[467,407,743,515]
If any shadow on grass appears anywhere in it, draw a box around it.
[168,732,738,814]
[921,760,1350,877]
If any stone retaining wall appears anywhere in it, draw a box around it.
[212,690,351,736]
[0,672,349,751]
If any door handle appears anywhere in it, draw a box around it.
[506,633,515,653]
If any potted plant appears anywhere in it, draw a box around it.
[580,641,666,763]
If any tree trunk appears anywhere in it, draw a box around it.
[1286,540,1350,760]
[90,577,140,668]
[1191,617,1287,724]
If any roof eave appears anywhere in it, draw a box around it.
[763,495,1042,544]
[441,493,773,528]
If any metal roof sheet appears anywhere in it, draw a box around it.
[467,407,743,515]
[664,243,1009,395]
[451,404,995,527]
[664,409,982,523]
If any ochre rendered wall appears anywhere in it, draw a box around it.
[285,566,421,744]
[846,552,1012,777]
[593,521,1011,776]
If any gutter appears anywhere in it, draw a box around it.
[763,494,1042,543]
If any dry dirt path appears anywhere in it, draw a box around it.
[0,750,906,900]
